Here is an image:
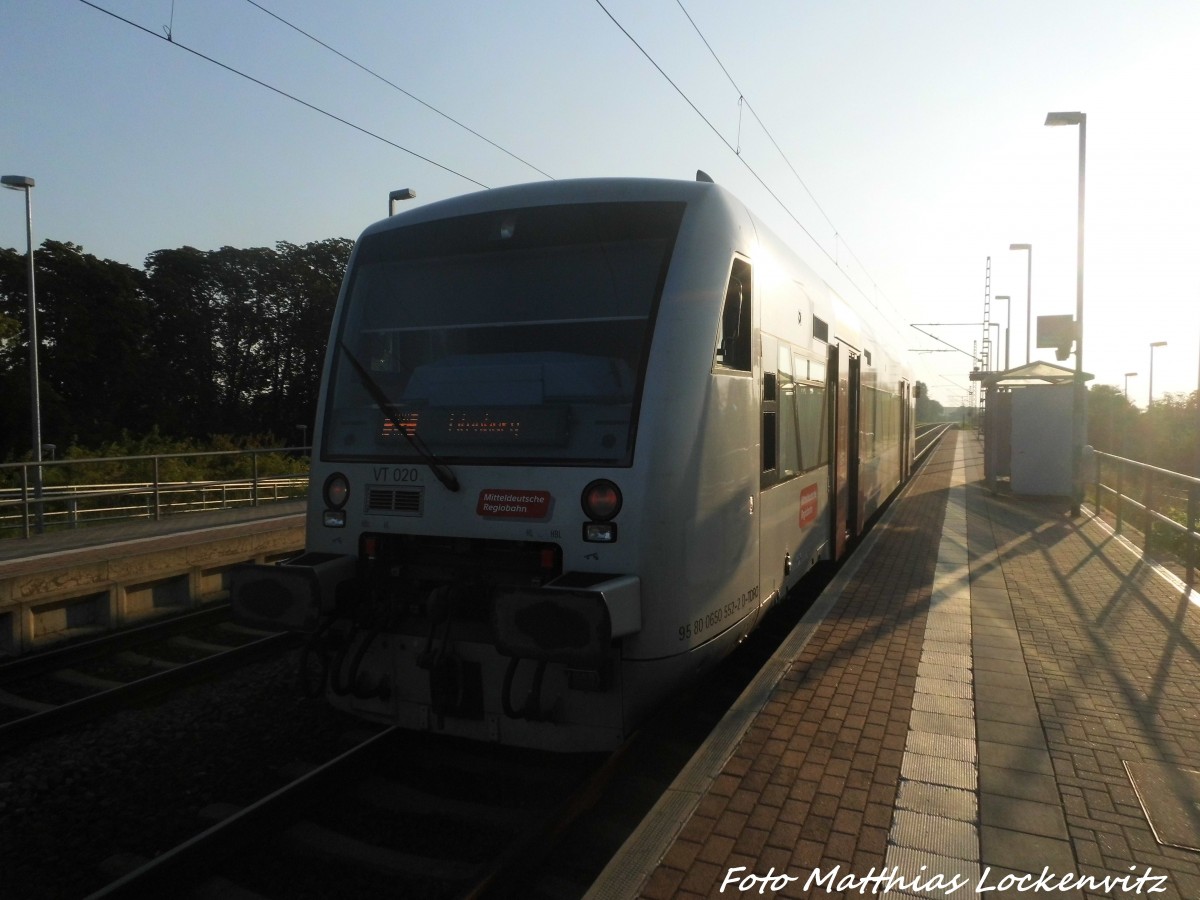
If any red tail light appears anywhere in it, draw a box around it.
[581,480,622,522]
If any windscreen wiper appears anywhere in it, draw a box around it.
[338,342,461,492]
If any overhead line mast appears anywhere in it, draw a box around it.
[980,257,993,424]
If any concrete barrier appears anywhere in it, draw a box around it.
[0,513,304,656]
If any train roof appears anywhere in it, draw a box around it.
[353,176,913,381]
[359,176,733,237]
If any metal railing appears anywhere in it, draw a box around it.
[1089,450,1200,584]
[0,447,309,540]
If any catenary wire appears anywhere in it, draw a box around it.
[672,0,903,330]
[673,0,833,229]
[77,0,490,190]
[590,5,824,264]
[83,0,911,352]
[592,0,894,327]
[241,0,554,181]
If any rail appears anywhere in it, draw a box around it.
[0,447,309,540]
[1088,449,1200,583]
[915,422,955,465]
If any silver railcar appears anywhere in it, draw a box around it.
[234,176,916,751]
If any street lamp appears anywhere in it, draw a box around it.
[388,187,416,216]
[1123,372,1137,400]
[1009,243,1032,364]
[2,174,43,532]
[995,295,1012,371]
[1148,341,1167,408]
[1044,110,1086,516]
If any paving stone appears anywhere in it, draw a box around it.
[909,710,976,740]
[896,780,978,821]
[593,433,1200,900]
[978,764,1060,803]
[913,673,974,699]
[890,809,979,860]
[980,826,1076,875]
[980,793,1069,840]
[882,846,981,899]
[974,695,1041,726]
[904,731,977,763]
[976,719,1045,748]
[900,751,977,791]
[911,691,974,719]
[915,661,972,683]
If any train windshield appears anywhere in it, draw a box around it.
[323,200,684,466]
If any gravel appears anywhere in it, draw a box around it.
[0,649,357,900]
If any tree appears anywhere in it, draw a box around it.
[0,246,32,457]
[1141,391,1198,475]
[0,241,151,457]
[142,238,351,441]
[1086,384,1139,457]
[269,239,353,437]
[38,241,152,442]
[1085,383,1200,476]
[915,382,944,422]
[2,236,352,457]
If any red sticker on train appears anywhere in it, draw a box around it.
[799,483,819,527]
[476,489,553,520]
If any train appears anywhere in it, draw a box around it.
[232,175,917,752]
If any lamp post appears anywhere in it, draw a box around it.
[1148,341,1167,408]
[388,187,416,216]
[2,174,43,533]
[1044,111,1086,516]
[1009,243,1032,364]
[1120,372,1138,459]
[996,295,1012,371]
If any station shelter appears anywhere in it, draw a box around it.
[978,360,1093,496]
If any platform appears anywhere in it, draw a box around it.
[0,502,304,656]
[589,431,1200,899]
[0,500,304,564]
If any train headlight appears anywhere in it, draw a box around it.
[583,522,618,543]
[581,479,621,522]
[323,473,350,509]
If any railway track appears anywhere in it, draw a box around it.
[63,428,959,899]
[88,726,618,899]
[915,421,955,462]
[0,604,295,751]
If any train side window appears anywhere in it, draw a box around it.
[794,359,828,472]
[812,315,829,343]
[779,377,799,478]
[861,377,877,461]
[715,259,752,372]
[777,347,799,479]
[762,371,778,477]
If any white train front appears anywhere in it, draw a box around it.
[233,176,916,752]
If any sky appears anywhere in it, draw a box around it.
[3,0,1199,408]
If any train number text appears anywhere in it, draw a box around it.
[678,585,760,641]
[372,467,421,482]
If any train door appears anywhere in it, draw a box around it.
[900,381,912,481]
[711,256,761,634]
[847,352,862,539]
[828,341,862,560]
[758,332,781,608]
[828,343,848,559]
